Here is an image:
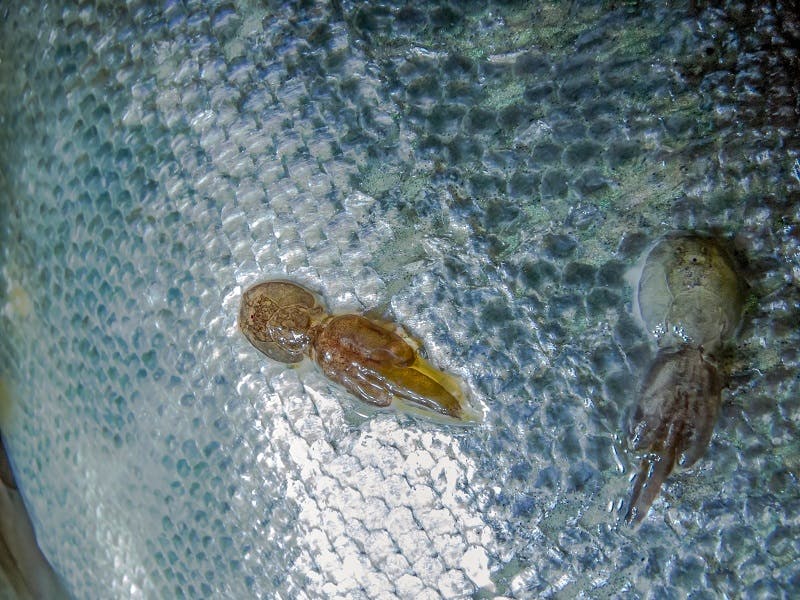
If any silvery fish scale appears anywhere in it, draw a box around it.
[1,1,798,598]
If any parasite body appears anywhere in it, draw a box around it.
[240,280,477,422]
[625,233,746,525]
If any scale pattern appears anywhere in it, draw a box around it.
[1,1,799,598]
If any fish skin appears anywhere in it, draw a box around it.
[1,1,798,598]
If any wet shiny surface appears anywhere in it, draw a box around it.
[1,1,799,597]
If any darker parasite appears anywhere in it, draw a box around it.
[625,233,747,525]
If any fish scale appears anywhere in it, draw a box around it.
[1,1,800,598]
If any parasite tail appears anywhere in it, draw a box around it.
[625,346,722,525]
